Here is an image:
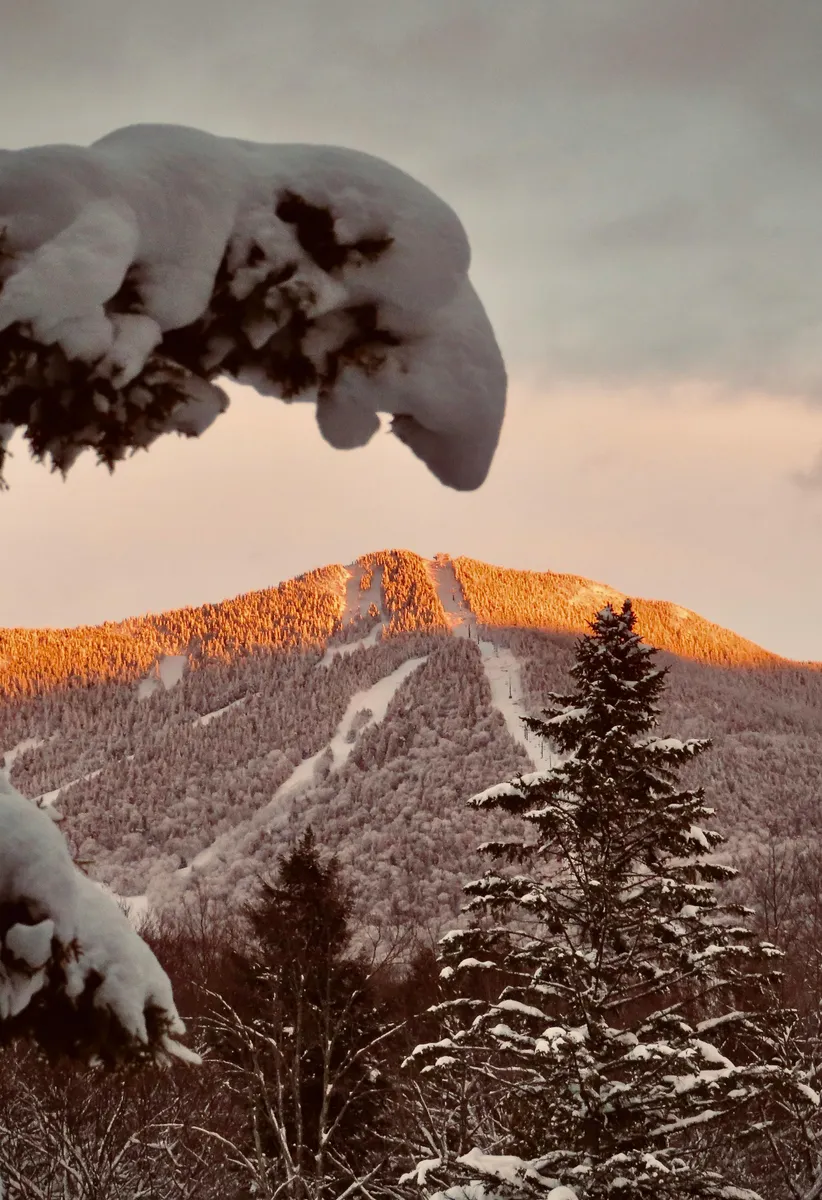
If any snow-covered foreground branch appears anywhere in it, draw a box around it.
[0,774,197,1065]
[0,123,505,489]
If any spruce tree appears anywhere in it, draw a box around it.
[408,602,816,1200]
[214,829,396,1199]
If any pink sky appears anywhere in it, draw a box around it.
[2,2,822,659]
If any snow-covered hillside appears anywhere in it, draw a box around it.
[2,549,821,936]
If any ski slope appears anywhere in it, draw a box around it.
[428,557,539,767]
[192,696,247,727]
[318,561,387,665]
[177,653,428,880]
[1,737,46,780]
[137,653,188,698]
[319,621,383,666]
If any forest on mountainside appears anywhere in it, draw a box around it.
[453,555,787,666]
[0,563,350,698]
[0,549,457,700]
[2,551,822,929]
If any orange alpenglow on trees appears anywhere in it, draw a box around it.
[452,557,785,667]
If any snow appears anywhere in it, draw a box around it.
[470,759,574,809]
[797,1082,821,1105]
[494,999,546,1019]
[649,1108,722,1136]
[399,1158,443,1187]
[67,873,194,1058]
[0,773,78,947]
[5,919,54,969]
[694,1038,735,1068]
[544,707,587,726]
[471,781,526,805]
[687,824,712,850]
[0,771,192,1061]
[175,654,428,881]
[640,736,703,755]
[427,557,539,765]
[318,621,383,666]
[0,124,506,489]
[137,653,187,697]
[446,1150,569,1196]
[192,696,247,726]
[696,1012,746,1034]
[458,1149,532,1185]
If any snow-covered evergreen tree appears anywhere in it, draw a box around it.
[210,828,400,1199]
[407,601,817,1200]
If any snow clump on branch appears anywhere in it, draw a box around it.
[0,770,197,1066]
[0,123,505,489]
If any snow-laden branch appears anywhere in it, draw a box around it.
[0,772,197,1065]
[0,123,506,489]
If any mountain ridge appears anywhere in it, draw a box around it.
[0,550,805,701]
[3,549,821,935]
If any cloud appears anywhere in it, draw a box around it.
[2,2,821,402]
[793,449,822,490]
[2,3,822,657]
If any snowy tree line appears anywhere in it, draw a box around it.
[453,558,782,668]
[0,562,350,699]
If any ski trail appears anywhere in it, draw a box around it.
[427,556,475,638]
[182,654,428,875]
[1,737,45,782]
[317,561,387,665]
[427,556,543,768]
[257,655,428,812]
[319,621,383,666]
[325,656,427,768]
[192,696,248,727]
[36,767,104,809]
[477,640,543,767]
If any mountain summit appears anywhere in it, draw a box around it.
[1,551,819,934]
[0,550,790,701]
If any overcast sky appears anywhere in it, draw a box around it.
[2,0,822,660]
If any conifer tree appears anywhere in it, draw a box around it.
[407,602,817,1200]
[212,828,398,1199]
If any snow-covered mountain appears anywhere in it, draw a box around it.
[2,551,820,932]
